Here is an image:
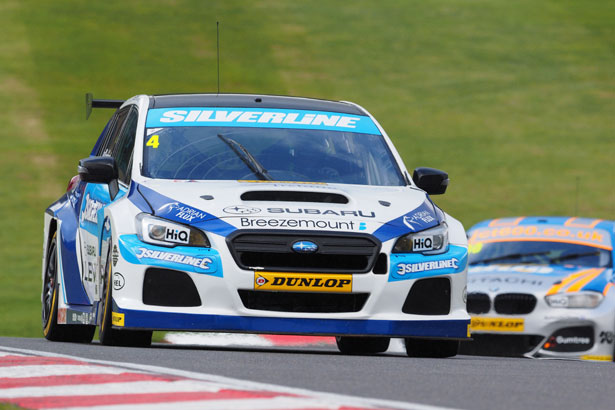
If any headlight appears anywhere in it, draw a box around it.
[392,222,448,254]
[136,213,210,247]
[545,292,604,308]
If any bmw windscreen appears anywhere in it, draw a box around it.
[142,107,405,185]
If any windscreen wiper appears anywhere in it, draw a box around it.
[217,134,272,181]
[548,251,602,264]
[470,251,553,265]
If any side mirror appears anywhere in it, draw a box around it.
[78,156,119,200]
[412,167,449,195]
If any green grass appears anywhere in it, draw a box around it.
[1,0,613,337]
[0,404,24,410]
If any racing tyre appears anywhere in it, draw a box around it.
[99,241,152,347]
[404,338,459,358]
[335,336,390,355]
[42,232,95,343]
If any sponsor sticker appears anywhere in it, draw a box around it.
[240,217,361,231]
[136,247,213,271]
[57,308,67,325]
[111,312,125,327]
[254,272,352,293]
[389,244,467,282]
[112,245,119,266]
[146,107,381,135]
[580,355,613,361]
[403,211,435,230]
[158,202,210,223]
[470,317,524,333]
[397,258,458,275]
[411,235,436,252]
[80,193,103,224]
[162,225,190,244]
[69,311,96,325]
[118,235,222,276]
[469,225,612,250]
[600,331,614,344]
[112,272,125,290]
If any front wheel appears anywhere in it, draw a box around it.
[99,241,152,347]
[42,232,95,343]
[404,338,459,358]
[336,336,390,355]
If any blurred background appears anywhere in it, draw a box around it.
[1,0,613,337]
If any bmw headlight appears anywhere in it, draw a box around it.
[136,214,210,247]
[392,222,449,254]
[545,292,604,309]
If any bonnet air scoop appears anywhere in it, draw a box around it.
[240,190,348,204]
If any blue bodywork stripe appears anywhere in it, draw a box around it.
[115,306,470,339]
[133,183,237,237]
[583,268,613,293]
[56,202,91,305]
[127,182,153,213]
[372,199,440,242]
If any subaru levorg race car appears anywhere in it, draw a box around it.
[462,217,615,361]
[42,93,470,356]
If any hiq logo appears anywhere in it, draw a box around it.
[413,236,433,251]
[165,227,190,244]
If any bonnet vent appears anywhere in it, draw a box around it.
[240,190,348,204]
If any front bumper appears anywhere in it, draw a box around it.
[108,234,471,339]
[465,309,615,361]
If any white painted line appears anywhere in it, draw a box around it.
[51,396,342,410]
[388,338,406,354]
[164,332,407,354]
[0,364,128,379]
[164,332,274,347]
[0,352,24,357]
[0,345,464,410]
[0,379,222,399]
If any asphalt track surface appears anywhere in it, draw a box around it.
[1,336,614,410]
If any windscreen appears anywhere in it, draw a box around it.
[142,107,405,185]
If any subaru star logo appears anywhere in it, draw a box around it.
[291,240,319,254]
[223,205,261,215]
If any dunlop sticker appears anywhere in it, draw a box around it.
[580,355,613,362]
[111,312,125,327]
[254,272,352,293]
[470,317,524,333]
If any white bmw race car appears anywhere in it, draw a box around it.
[462,216,615,361]
[42,93,470,357]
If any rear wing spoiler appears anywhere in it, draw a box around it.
[85,92,124,119]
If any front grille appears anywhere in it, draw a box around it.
[227,230,381,273]
[494,293,537,314]
[467,292,491,314]
[402,277,451,315]
[143,268,201,307]
[238,290,369,313]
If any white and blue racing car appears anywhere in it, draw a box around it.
[42,93,470,356]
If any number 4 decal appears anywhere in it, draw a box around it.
[146,134,160,149]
